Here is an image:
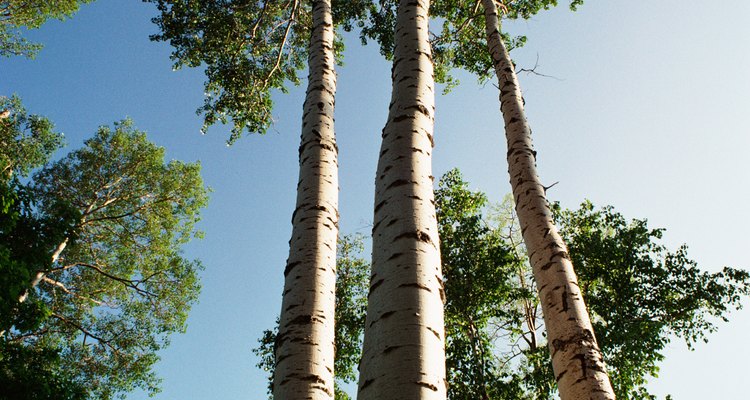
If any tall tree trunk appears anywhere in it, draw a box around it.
[358,0,446,399]
[273,1,338,398]
[481,1,615,399]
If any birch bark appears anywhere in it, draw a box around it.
[358,0,447,398]
[481,1,616,398]
[273,0,339,398]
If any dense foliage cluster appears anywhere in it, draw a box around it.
[147,0,369,143]
[0,0,94,58]
[0,99,208,399]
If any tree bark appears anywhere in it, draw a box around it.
[358,0,447,399]
[273,0,339,398]
[481,1,616,399]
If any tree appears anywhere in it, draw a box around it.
[254,234,369,400]
[0,96,85,400]
[272,1,341,396]
[0,0,94,58]
[357,0,447,398]
[364,0,613,396]
[3,120,208,399]
[149,2,370,396]
[474,1,615,398]
[437,171,750,400]
[360,2,613,395]
[434,170,522,400]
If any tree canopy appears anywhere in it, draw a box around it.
[1,114,208,399]
[0,95,62,178]
[0,0,94,58]
[0,97,85,400]
[147,0,369,143]
[358,0,582,91]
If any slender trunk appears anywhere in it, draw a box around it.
[17,238,68,303]
[17,198,97,303]
[481,1,616,399]
[273,0,338,398]
[358,0,446,399]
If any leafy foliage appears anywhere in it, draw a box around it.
[0,0,94,58]
[0,182,77,334]
[147,0,368,143]
[435,170,521,399]
[2,119,208,399]
[0,96,70,336]
[360,0,578,91]
[0,341,87,400]
[332,234,369,390]
[0,99,84,399]
[254,234,369,399]
[444,175,750,399]
[0,96,63,178]
[550,201,750,399]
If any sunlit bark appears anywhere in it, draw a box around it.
[481,1,616,399]
[358,0,447,398]
[273,0,338,398]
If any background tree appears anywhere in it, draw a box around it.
[547,201,750,399]
[434,170,522,400]
[0,95,62,178]
[0,96,84,400]
[0,0,94,58]
[440,171,750,400]
[3,119,208,399]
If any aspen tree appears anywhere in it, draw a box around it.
[358,0,447,398]
[149,2,369,397]
[480,1,615,398]
[273,0,339,398]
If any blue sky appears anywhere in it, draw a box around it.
[2,0,749,398]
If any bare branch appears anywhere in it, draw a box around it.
[515,54,564,81]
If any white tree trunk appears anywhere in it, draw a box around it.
[358,0,447,399]
[16,238,68,303]
[273,0,339,398]
[18,197,99,304]
[481,1,616,399]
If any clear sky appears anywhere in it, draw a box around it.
[2,0,749,398]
